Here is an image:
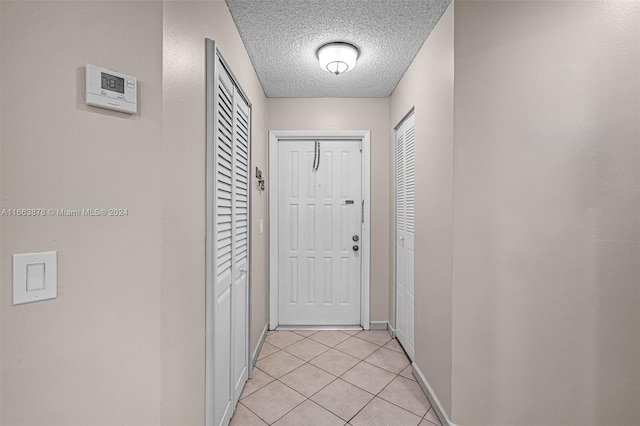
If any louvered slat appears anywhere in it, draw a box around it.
[405,126,415,233]
[396,133,405,232]
[216,76,234,279]
[234,101,250,263]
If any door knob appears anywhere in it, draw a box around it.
[353,235,359,242]
[353,245,359,252]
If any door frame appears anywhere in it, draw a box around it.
[268,130,371,330]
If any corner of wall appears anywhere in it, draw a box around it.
[389,0,455,419]
[161,2,269,423]
[0,1,4,420]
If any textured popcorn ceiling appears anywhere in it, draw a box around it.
[225,0,451,98]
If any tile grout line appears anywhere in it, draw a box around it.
[305,337,424,423]
[271,373,341,425]
[343,362,427,424]
[343,364,403,424]
[253,331,367,424]
[237,331,423,425]
[237,401,271,425]
[329,333,430,423]
[241,337,310,424]
[282,338,333,360]
[254,333,346,424]
[375,375,433,422]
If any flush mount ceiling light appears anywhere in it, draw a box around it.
[317,42,359,75]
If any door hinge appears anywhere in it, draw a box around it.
[361,200,364,223]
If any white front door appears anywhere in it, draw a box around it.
[277,140,362,326]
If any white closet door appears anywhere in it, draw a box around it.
[208,46,251,426]
[213,60,234,426]
[396,113,415,361]
[231,91,250,404]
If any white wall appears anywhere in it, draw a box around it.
[267,98,391,322]
[452,1,640,424]
[1,2,163,424]
[390,2,455,416]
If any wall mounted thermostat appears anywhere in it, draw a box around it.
[85,64,137,114]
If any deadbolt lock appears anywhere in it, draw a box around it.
[352,235,359,242]
[353,245,359,252]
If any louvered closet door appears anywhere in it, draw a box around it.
[396,112,415,361]
[231,87,250,405]
[212,56,250,426]
[213,60,234,426]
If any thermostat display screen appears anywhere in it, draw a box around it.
[86,64,137,114]
[101,72,124,94]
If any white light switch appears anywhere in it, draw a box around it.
[13,251,57,305]
[26,263,46,291]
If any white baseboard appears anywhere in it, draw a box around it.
[369,321,396,338]
[250,324,268,378]
[412,362,457,426]
[388,323,396,338]
[369,321,388,330]
[277,325,363,331]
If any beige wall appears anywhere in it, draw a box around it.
[1,1,163,424]
[1,1,268,424]
[0,2,3,418]
[161,1,268,424]
[390,2,455,417]
[389,2,639,424]
[266,98,391,322]
[452,1,640,424]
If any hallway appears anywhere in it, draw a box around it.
[1,1,638,424]
[230,330,442,426]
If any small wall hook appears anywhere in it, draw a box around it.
[256,167,265,191]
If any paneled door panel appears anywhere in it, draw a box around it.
[214,287,232,426]
[278,140,362,325]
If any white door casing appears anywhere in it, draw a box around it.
[277,140,362,325]
[206,40,251,426]
[395,111,415,361]
[269,131,371,330]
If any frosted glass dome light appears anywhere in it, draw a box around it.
[317,42,359,75]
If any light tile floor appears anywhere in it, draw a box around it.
[230,330,443,426]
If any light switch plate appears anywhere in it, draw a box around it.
[13,251,57,305]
